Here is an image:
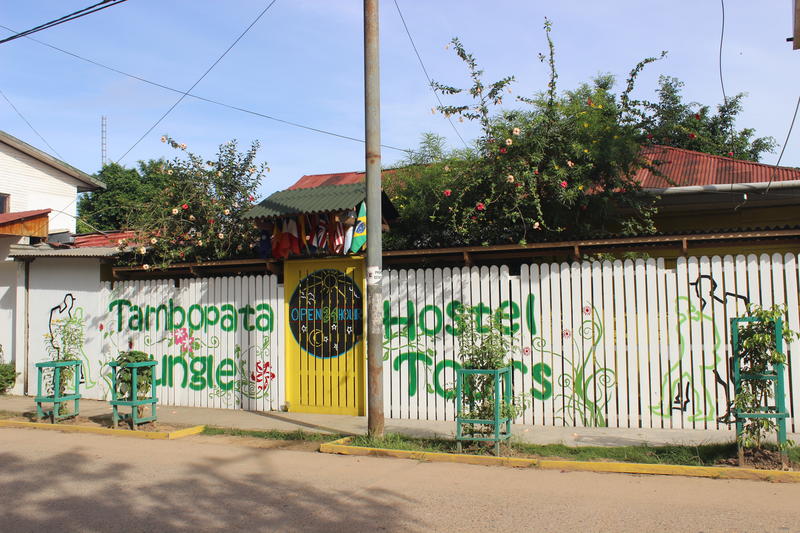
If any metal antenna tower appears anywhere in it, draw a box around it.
[101,115,107,167]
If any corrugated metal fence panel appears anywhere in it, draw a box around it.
[380,254,800,431]
[93,274,283,411]
[48,253,800,429]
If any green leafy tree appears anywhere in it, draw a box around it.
[121,136,267,269]
[385,20,661,249]
[77,161,172,233]
[641,76,776,161]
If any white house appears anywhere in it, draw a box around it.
[0,130,105,394]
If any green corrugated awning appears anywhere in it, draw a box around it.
[244,183,366,219]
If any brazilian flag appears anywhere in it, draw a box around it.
[350,202,367,253]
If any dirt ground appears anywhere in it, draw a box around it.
[7,412,187,432]
[3,426,800,532]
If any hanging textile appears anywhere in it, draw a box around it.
[330,220,345,255]
[284,218,301,256]
[350,202,367,253]
[312,214,329,252]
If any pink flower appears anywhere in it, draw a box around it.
[522,346,532,356]
[476,202,486,211]
[249,195,255,202]
[694,113,701,120]
[499,148,507,154]
[562,329,572,339]
[583,305,592,316]
[560,181,568,188]
[727,151,734,157]
[688,133,696,139]
[173,328,195,353]
[646,133,654,139]
[99,324,104,331]
[181,203,189,210]
[443,189,452,197]
[174,328,189,344]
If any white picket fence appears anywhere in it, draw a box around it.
[29,253,800,431]
[97,275,285,412]
[381,254,800,431]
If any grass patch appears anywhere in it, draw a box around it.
[350,433,455,453]
[511,441,737,466]
[203,426,346,442]
[788,447,800,464]
[348,432,748,466]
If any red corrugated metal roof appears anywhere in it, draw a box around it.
[73,230,135,248]
[636,145,800,188]
[0,209,50,225]
[288,146,800,190]
[289,172,365,189]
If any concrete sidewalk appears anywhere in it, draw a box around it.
[0,394,785,447]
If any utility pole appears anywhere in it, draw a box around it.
[794,0,799,50]
[364,0,384,437]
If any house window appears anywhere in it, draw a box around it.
[0,194,8,213]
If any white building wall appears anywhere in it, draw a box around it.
[0,142,86,233]
[23,258,103,396]
[0,261,17,364]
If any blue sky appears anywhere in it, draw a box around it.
[1,1,798,200]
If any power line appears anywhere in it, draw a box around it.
[718,0,727,105]
[116,0,279,162]
[764,95,800,195]
[0,0,129,46]
[392,0,469,150]
[0,86,63,159]
[0,24,412,154]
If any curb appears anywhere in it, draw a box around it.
[0,419,205,440]
[319,437,800,483]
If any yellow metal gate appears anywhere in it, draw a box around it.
[284,257,365,415]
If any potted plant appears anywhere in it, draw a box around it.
[0,345,18,394]
[455,309,521,454]
[115,350,154,417]
[733,304,799,467]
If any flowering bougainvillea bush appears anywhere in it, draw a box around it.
[120,137,267,269]
[384,20,771,250]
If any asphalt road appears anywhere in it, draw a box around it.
[2,428,800,533]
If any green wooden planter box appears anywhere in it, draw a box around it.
[34,360,82,422]
[455,367,513,455]
[731,316,789,462]
[109,360,158,430]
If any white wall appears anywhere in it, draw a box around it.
[0,261,17,364]
[0,142,86,233]
[24,258,103,395]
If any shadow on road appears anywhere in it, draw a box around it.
[0,444,419,532]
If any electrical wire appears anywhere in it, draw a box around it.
[0,87,63,159]
[0,24,411,154]
[763,95,800,195]
[116,0,279,162]
[0,0,129,46]
[392,0,468,150]
[718,0,727,105]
